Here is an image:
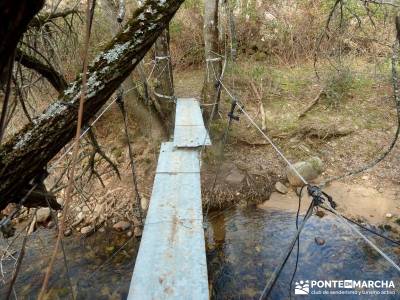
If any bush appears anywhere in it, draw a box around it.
[323,67,355,107]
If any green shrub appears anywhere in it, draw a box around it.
[323,67,355,107]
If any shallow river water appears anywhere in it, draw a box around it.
[1,206,399,299]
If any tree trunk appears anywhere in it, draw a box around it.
[154,29,175,136]
[101,0,167,141]
[136,0,175,136]
[0,0,185,210]
[202,0,222,120]
[0,0,45,85]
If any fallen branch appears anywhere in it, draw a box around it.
[298,89,325,119]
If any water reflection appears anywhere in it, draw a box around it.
[206,207,400,300]
[1,207,399,299]
[0,228,139,299]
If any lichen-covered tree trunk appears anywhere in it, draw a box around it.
[202,0,222,120]
[102,0,167,141]
[0,0,185,210]
[154,29,175,135]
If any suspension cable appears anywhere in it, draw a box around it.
[323,203,400,272]
[259,201,315,300]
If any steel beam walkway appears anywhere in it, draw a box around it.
[127,98,210,300]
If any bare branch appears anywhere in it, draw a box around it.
[15,48,67,93]
[362,0,400,7]
[28,8,80,30]
[0,0,185,210]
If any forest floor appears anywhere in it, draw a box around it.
[175,56,400,233]
[18,55,400,238]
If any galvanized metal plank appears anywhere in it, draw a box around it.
[156,142,200,173]
[144,172,202,224]
[128,154,208,299]
[129,217,208,300]
[175,98,204,126]
[174,126,211,148]
[128,97,210,300]
[174,98,212,148]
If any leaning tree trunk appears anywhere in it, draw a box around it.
[102,0,167,141]
[202,0,222,120]
[154,29,175,136]
[0,0,185,210]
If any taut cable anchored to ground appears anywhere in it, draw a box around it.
[259,199,316,300]
[215,68,400,297]
[320,206,400,246]
[322,203,400,273]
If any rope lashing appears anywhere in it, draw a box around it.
[206,57,222,62]
[307,185,337,209]
[227,99,241,121]
[153,91,177,102]
[155,55,170,60]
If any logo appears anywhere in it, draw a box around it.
[295,280,310,295]
[293,279,396,296]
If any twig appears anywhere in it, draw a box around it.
[87,128,120,179]
[298,89,325,118]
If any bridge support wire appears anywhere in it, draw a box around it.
[216,77,400,299]
[259,200,315,300]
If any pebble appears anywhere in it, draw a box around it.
[94,203,104,214]
[64,229,72,237]
[57,198,64,206]
[47,221,55,229]
[275,182,288,194]
[72,215,84,227]
[80,226,92,235]
[286,157,323,187]
[225,169,245,185]
[134,227,143,237]
[314,237,325,246]
[386,213,393,219]
[36,208,51,223]
[141,198,149,211]
[113,221,131,232]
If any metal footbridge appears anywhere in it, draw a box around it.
[127,98,211,299]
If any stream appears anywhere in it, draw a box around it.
[1,206,399,299]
